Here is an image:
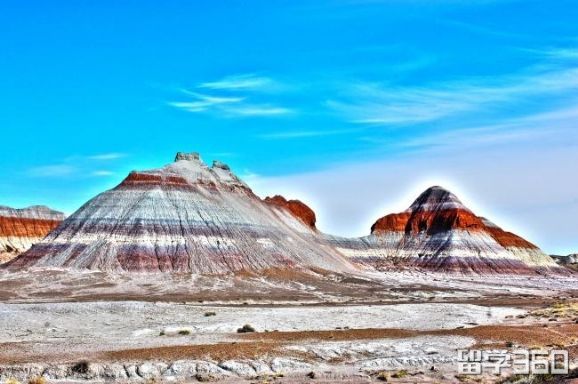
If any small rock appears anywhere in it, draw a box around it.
[218,361,256,377]
[164,361,197,377]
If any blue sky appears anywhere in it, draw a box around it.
[1,0,577,253]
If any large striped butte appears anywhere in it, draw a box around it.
[6,153,354,273]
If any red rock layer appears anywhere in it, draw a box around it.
[371,209,485,235]
[119,172,195,190]
[484,226,538,249]
[370,212,411,233]
[0,217,62,238]
[118,171,257,196]
[371,207,538,250]
[264,195,317,229]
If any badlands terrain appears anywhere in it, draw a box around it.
[0,206,63,264]
[1,152,576,383]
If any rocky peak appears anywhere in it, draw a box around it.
[174,152,201,162]
[119,153,251,193]
[408,186,468,212]
[212,160,230,171]
[372,186,482,235]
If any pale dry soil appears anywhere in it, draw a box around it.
[0,268,577,383]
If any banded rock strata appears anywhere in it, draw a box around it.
[5,153,563,275]
[0,205,64,264]
[328,186,560,274]
[6,153,353,273]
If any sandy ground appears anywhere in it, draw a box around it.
[0,301,524,363]
[0,269,576,383]
[1,268,576,304]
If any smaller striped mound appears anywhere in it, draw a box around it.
[330,186,563,274]
[0,205,64,264]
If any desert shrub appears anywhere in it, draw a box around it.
[506,341,514,348]
[376,371,388,381]
[195,373,215,382]
[71,361,89,374]
[204,311,216,317]
[178,329,191,335]
[28,377,46,384]
[237,324,256,333]
[391,370,408,378]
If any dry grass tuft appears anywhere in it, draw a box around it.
[27,377,46,384]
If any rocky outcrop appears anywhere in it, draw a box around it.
[330,186,562,274]
[6,153,353,273]
[0,205,64,264]
[551,254,578,265]
[264,195,316,229]
[0,358,314,382]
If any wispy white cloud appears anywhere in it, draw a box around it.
[522,47,578,60]
[27,153,128,178]
[258,128,357,140]
[199,74,275,91]
[91,170,114,177]
[359,105,578,153]
[168,92,244,112]
[169,82,293,117]
[396,123,555,151]
[88,153,127,161]
[28,164,76,178]
[224,105,294,116]
[328,67,578,125]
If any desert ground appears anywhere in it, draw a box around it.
[0,268,577,384]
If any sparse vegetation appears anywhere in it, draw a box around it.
[195,373,214,382]
[455,374,483,383]
[376,371,388,381]
[237,324,256,333]
[71,360,89,374]
[28,377,46,384]
[178,329,191,335]
[391,370,408,379]
[531,302,578,321]
[204,311,216,317]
